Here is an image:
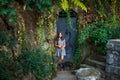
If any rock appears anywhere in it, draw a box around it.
[76,68,101,80]
[106,39,120,75]
[107,39,120,52]
[106,52,115,65]
[42,42,50,50]
[106,64,120,75]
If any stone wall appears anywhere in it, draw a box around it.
[106,39,120,75]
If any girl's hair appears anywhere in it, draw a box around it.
[57,32,64,40]
[54,32,64,46]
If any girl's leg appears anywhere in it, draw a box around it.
[61,48,65,61]
[57,56,62,64]
[60,56,64,70]
[57,49,64,64]
[61,55,64,61]
[57,55,64,64]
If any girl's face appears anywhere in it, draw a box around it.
[59,33,62,38]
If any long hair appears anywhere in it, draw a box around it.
[57,32,64,41]
[54,32,64,46]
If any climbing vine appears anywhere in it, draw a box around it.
[0,0,120,79]
[0,0,16,22]
[73,0,120,68]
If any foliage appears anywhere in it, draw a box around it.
[0,51,13,80]
[26,0,52,12]
[37,17,45,46]
[73,18,82,68]
[61,0,87,29]
[0,31,56,80]
[73,46,82,68]
[16,0,54,12]
[90,28,109,45]
[71,0,87,12]
[89,27,110,52]
[0,31,18,50]
[18,27,28,48]
[0,0,16,22]
[61,0,87,12]
[87,0,119,22]
[78,22,96,44]
[18,48,53,80]
[0,0,120,79]
[74,20,111,67]
[0,51,21,80]
[107,24,120,39]
[61,0,69,11]
[0,31,19,80]
[66,11,74,30]
[90,21,111,52]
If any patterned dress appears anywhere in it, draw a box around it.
[55,39,66,57]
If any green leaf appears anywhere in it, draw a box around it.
[8,17,16,22]
[72,0,87,12]
[61,0,69,12]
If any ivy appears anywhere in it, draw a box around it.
[23,0,52,12]
[90,28,109,45]
[18,49,53,80]
[73,46,82,68]
[71,0,87,12]
[0,31,19,80]
[61,0,69,11]
[60,0,87,30]
[61,0,87,12]
[0,0,16,22]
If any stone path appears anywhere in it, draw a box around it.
[52,71,76,80]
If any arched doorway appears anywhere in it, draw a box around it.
[57,10,77,62]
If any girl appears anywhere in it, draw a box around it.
[55,32,66,64]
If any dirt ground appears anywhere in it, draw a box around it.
[52,71,76,80]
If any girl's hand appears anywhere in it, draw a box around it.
[59,46,64,49]
[58,45,61,48]
[61,47,64,50]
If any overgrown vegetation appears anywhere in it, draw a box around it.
[0,31,18,80]
[73,0,120,68]
[0,0,16,22]
[0,0,120,79]
[0,31,56,80]
[18,49,54,80]
[1,0,87,79]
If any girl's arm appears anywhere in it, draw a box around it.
[61,40,66,48]
[62,42,66,48]
[54,41,60,48]
[54,41,58,47]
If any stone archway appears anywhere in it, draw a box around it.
[56,10,77,62]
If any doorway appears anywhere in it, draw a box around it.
[56,11,77,62]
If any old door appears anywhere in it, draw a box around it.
[57,11,77,62]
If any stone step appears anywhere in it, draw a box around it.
[85,58,106,70]
[80,64,95,68]
[80,64,120,80]
[52,71,76,80]
[80,64,106,78]
[105,73,120,80]
[89,54,106,62]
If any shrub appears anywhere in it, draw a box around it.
[89,27,110,53]
[0,31,19,80]
[0,31,55,80]
[18,48,54,80]
[109,27,120,39]
[73,46,82,69]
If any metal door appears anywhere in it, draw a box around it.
[57,17,77,62]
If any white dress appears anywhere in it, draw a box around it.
[55,39,66,57]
